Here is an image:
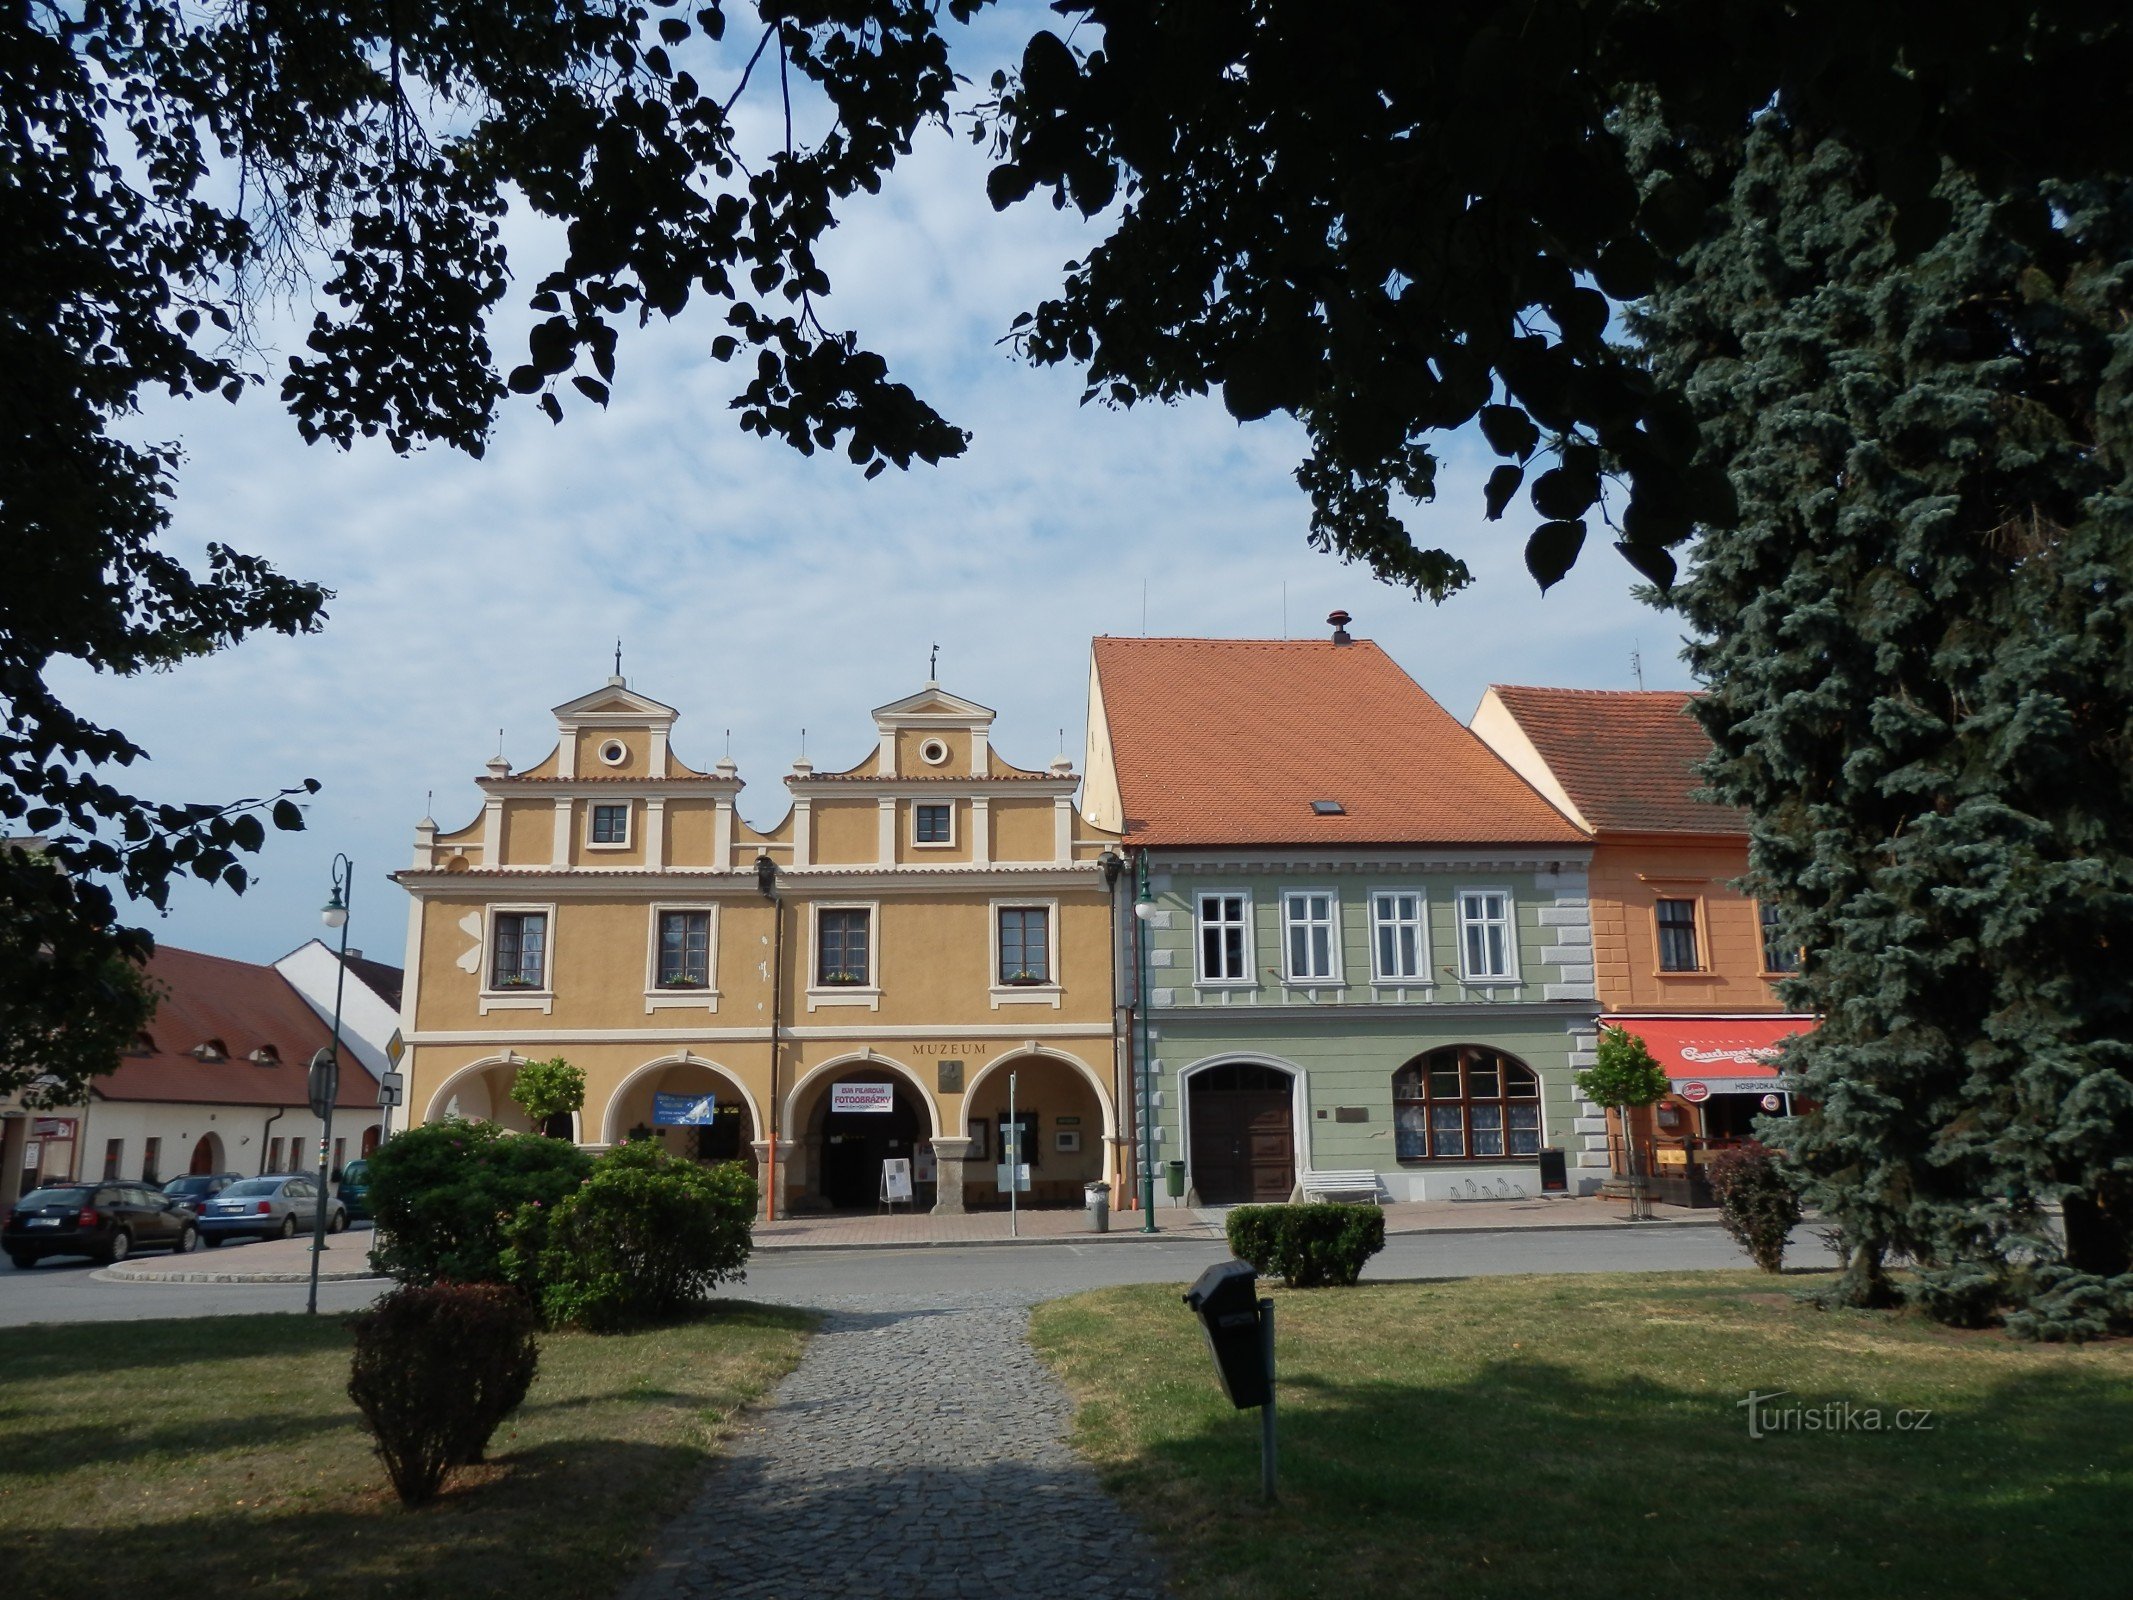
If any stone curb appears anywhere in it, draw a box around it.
[98,1261,388,1284]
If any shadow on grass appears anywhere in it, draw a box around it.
[1113,1354,2133,1598]
[0,1313,351,1384]
[0,1408,359,1479]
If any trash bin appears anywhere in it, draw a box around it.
[1165,1158,1187,1199]
[1084,1181,1110,1233]
[1538,1147,1568,1193]
[1182,1258,1270,1409]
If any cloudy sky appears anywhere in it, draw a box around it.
[57,8,1695,972]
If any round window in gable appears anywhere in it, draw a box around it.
[919,738,950,766]
[598,739,628,767]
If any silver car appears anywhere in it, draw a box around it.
[197,1174,347,1245]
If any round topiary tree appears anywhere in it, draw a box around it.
[508,1056,586,1139]
[1576,1025,1674,1221]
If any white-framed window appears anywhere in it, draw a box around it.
[644,904,720,1011]
[913,802,955,847]
[588,801,631,848]
[1454,889,1515,981]
[808,901,881,1009]
[1196,891,1253,983]
[990,898,1063,1006]
[488,908,551,989]
[1281,889,1341,983]
[1370,890,1428,982]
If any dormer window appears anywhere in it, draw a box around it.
[129,1032,157,1056]
[589,802,631,848]
[248,1046,280,1067]
[192,1039,228,1062]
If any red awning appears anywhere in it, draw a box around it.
[1609,1016,1816,1096]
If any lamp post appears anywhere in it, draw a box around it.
[756,852,783,1222]
[1133,854,1159,1232]
[308,854,352,1316]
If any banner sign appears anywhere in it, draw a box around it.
[31,1118,75,1139]
[880,1158,913,1202]
[831,1083,895,1115]
[654,1093,732,1126]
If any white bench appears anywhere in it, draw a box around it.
[1299,1169,1382,1203]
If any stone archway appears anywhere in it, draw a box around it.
[605,1057,760,1176]
[1186,1061,1299,1204]
[962,1052,1109,1208]
[422,1058,556,1137]
[189,1131,225,1175]
[785,1057,937,1214]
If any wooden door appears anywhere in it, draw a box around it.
[1189,1064,1296,1204]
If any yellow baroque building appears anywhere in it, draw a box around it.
[393,674,1124,1216]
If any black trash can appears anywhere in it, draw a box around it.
[1539,1147,1569,1193]
[1182,1258,1270,1409]
[1166,1158,1187,1199]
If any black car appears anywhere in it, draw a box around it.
[162,1171,244,1215]
[5,1182,200,1268]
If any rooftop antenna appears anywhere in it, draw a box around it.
[800,727,807,759]
[613,638,622,678]
[929,641,940,682]
[495,728,505,759]
[1631,642,1645,691]
[724,728,732,759]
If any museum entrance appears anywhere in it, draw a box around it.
[812,1072,925,1210]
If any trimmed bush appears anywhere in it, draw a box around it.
[347,1282,540,1506]
[1226,1203,1385,1287]
[1707,1142,1803,1273]
[367,1119,592,1286]
[533,1141,756,1331]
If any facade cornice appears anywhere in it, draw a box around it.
[1145,846,1594,873]
[785,775,1074,796]
[476,776,743,797]
[393,863,1107,895]
[406,1021,1115,1046]
[1148,999,1597,1026]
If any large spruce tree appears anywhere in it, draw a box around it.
[1631,125,2133,1335]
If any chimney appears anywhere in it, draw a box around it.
[1328,610,1353,644]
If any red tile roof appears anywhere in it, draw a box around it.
[1093,638,1585,847]
[1487,686,1747,835]
[96,946,379,1107]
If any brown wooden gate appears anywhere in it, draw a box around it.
[1189,1063,1296,1204]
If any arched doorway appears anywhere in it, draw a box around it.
[605,1059,759,1175]
[798,1067,926,1211]
[1189,1062,1297,1204]
[360,1125,381,1157]
[963,1052,1108,1207]
[189,1132,224,1174]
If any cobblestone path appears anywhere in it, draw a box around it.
[625,1290,1170,1600]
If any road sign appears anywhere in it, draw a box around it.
[384,1028,405,1068]
[307,1047,339,1119]
[377,1071,404,1108]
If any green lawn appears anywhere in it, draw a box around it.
[0,1303,811,1600]
[1030,1272,2133,1600]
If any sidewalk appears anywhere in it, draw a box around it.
[101,1194,1716,1282]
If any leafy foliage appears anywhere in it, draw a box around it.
[367,1120,592,1287]
[1705,1143,1802,1274]
[1225,1203,1385,1288]
[1633,114,2133,1330]
[531,1142,756,1331]
[347,1282,541,1507]
[508,1057,587,1133]
[1576,1026,1672,1110]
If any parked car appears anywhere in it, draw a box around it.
[6,1182,200,1268]
[196,1174,346,1246]
[337,1158,374,1222]
[162,1171,244,1215]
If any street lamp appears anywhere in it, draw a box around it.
[756,852,783,1222]
[307,853,352,1316]
[1133,855,1159,1233]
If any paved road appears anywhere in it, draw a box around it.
[0,1223,1833,1327]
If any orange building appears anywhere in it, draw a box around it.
[1471,687,1814,1203]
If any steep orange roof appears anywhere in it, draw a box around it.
[96,946,378,1107]
[1487,686,1747,835]
[1094,638,1584,847]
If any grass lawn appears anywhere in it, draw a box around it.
[0,1302,811,1600]
[1031,1271,2133,1600]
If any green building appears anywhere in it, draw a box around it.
[1084,625,1601,1207]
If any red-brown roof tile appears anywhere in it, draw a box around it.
[1487,686,1747,835]
[1093,638,1585,847]
[97,946,379,1107]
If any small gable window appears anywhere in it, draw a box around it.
[248,1046,280,1067]
[598,739,628,767]
[129,1032,157,1056]
[589,802,631,847]
[191,1039,229,1063]
[914,803,953,846]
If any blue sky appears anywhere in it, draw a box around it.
[54,10,1696,970]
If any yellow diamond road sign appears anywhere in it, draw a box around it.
[385,1029,405,1068]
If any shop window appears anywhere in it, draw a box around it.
[1394,1046,1542,1160]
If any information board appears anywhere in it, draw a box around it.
[880,1158,913,1202]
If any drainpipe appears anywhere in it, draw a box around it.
[259,1106,285,1176]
